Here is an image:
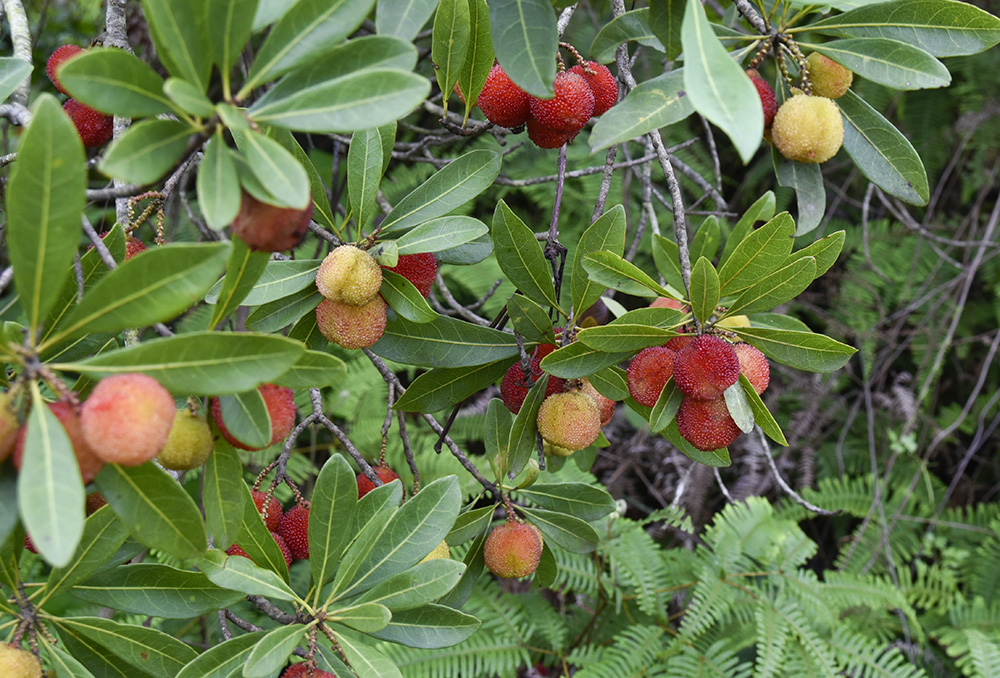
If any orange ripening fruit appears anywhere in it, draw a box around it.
[484,520,543,578]
[81,374,175,466]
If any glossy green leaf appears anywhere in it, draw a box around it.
[519,506,600,554]
[457,0,494,118]
[691,216,721,263]
[175,632,266,678]
[336,631,403,678]
[209,0,258,82]
[356,559,466,611]
[141,0,211,90]
[723,381,754,434]
[330,603,392,633]
[435,233,494,265]
[376,0,439,39]
[392,359,509,413]
[485,398,513,474]
[576,324,676,353]
[6,94,85,335]
[198,133,243,232]
[209,238,269,329]
[395,216,489,255]
[725,257,817,317]
[590,9,664,63]
[272,350,347,389]
[784,230,845,278]
[517,483,617,521]
[217,388,271,450]
[740,374,787,445]
[438,526,487,608]
[235,128,310,209]
[203,444,245,550]
[233,480,289,580]
[99,118,193,184]
[42,507,129,602]
[588,366,630,401]
[717,212,795,295]
[808,38,949,90]
[57,616,197,678]
[649,379,683,434]
[245,288,323,333]
[381,270,438,323]
[199,549,298,602]
[311,455,358,589]
[489,0,556,98]
[381,150,502,234]
[507,295,553,343]
[59,49,171,117]
[775,157,826,236]
[719,191,776,269]
[582,250,677,299]
[349,127,383,228]
[539,341,632,379]
[264,126,338,231]
[367,604,480,648]
[0,469,18,551]
[434,0,471,112]
[61,332,304,395]
[681,0,762,163]
[95,463,207,560]
[0,57,32,103]
[40,639,95,678]
[507,374,548,479]
[649,0,685,59]
[253,0,298,29]
[74,564,241,617]
[651,234,686,293]
[589,70,692,151]
[492,201,560,310]
[733,327,857,372]
[447,504,494,545]
[572,205,627,318]
[163,78,215,117]
[55,625,151,678]
[689,257,720,325]
[839,90,930,206]
[243,623,307,678]
[372,314,518,368]
[209,259,320,306]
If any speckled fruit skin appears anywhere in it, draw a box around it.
[627,346,677,408]
[125,237,147,259]
[271,531,293,568]
[282,664,336,678]
[0,392,20,464]
[0,643,43,678]
[46,44,84,94]
[81,374,175,466]
[278,503,310,560]
[568,61,617,115]
[536,391,602,451]
[665,335,695,352]
[580,379,616,426]
[85,491,107,515]
[529,71,595,134]
[746,69,778,128]
[315,296,387,349]
[316,245,383,305]
[421,540,452,563]
[211,384,297,451]
[676,396,742,451]
[383,253,437,297]
[252,490,283,532]
[771,94,843,164]
[357,464,401,498]
[231,192,313,252]
[733,343,770,395]
[484,521,543,578]
[649,297,685,311]
[500,344,564,414]
[157,409,214,470]
[526,116,573,149]
[41,402,104,483]
[477,64,531,128]
[63,99,113,147]
[672,335,741,401]
[806,53,853,99]
[542,440,575,457]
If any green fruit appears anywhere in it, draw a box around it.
[806,53,853,99]
[315,245,382,306]
[157,409,214,470]
[0,644,42,678]
[771,94,843,164]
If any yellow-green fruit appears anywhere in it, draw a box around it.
[0,644,42,678]
[806,53,853,99]
[771,95,843,164]
[315,245,382,306]
[0,392,18,463]
[543,440,575,457]
[421,540,451,563]
[536,391,601,451]
[157,409,214,470]
[315,296,388,349]
[483,520,543,578]
[716,314,751,329]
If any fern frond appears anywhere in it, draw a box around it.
[661,640,753,678]
[827,627,929,678]
[677,562,742,641]
[754,602,790,678]
[604,524,674,621]
[573,625,666,678]
[941,629,1000,678]
[822,572,923,642]
[639,505,694,533]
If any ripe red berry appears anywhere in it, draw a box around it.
[125,237,147,260]
[733,342,770,395]
[746,69,778,128]
[529,71,595,134]
[81,374,176,466]
[231,192,313,253]
[251,490,283,532]
[665,335,695,352]
[672,335,741,400]
[211,384,296,451]
[477,64,531,128]
[225,542,250,559]
[46,44,84,94]
[271,531,293,568]
[580,379,616,426]
[357,464,401,498]
[277,503,310,560]
[383,253,437,297]
[526,117,573,149]
[499,344,564,414]
[484,520,543,578]
[63,99,113,148]
[676,396,742,451]
[569,61,617,116]
[283,664,336,678]
[627,346,677,407]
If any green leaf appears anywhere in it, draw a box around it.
[485,398,513,474]
[348,128,383,229]
[199,549,299,602]
[253,0,298,29]
[310,455,358,588]
[588,366,630,401]
[175,632,266,678]
[582,251,677,299]
[59,49,171,117]
[356,559,466,611]
[691,216,721,263]
[723,381,754,434]
[209,259,320,306]
[50,243,230,344]
[263,126,338,231]
[56,616,197,678]
[589,70,692,152]
[539,341,632,379]
[725,257,817,317]
[590,9,665,63]
[448,505,494,546]
[243,624,307,678]
[0,468,18,558]
[245,288,323,333]
[663,419,731,466]
[808,38,949,90]
[203,444,245,550]
[576,324,676,353]
[434,0,471,111]
[717,212,795,295]
[519,506,600,554]
[217,389,271,449]
[689,257,720,325]
[272,350,347,389]
[457,0,494,118]
[95,463,207,560]
[492,201,560,310]
[719,191,776,269]
[649,380,683,434]
[572,205,627,318]
[242,0,376,92]
[838,90,930,206]
[0,57,32,103]
[41,640,95,678]
[99,118,193,184]
[235,129,310,209]
[507,295,553,343]
[335,631,403,678]
[366,604,480,648]
[233,480,289,579]
[43,507,129,602]
[381,270,438,323]
[6,94,85,336]
[18,385,84,568]
[804,0,1000,57]
[732,327,857,372]
[652,234,686,292]
[783,230,845,278]
[209,238,269,329]
[198,133,242,232]
[329,603,391,633]
[395,216,489,255]
[376,0,439,40]
[649,0,685,60]
[60,332,304,395]
[681,0,762,163]
[381,150,502,234]
[74,564,241,617]
[507,374,548,479]
[740,374,787,445]
[516,483,617,521]
[372,314,518,368]
[209,0,258,82]
[163,78,216,117]
[141,0,211,91]
[392,360,509,413]
[489,0,556,98]
[774,157,826,236]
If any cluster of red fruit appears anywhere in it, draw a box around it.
[469,61,617,148]
[46,44,113,148]
[211,383,297,451]
[627,334,770,451]
[500,342,615,455]
[226,490,309,568]
[314,244,437,349]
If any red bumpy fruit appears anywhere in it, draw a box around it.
[733,342,770,395]
[477,64,531,128]
[500,344,564,413]
[251,490,284,532]
[357,464,402,498]
[283,664,337,678]
[676,396,742,451]
[529,71,595,134]
[568,61,618,116]
[746,69,778,129]
[627,346,677,408]
[277,503,310,560]
[231,192,313,252]
[526,117,574,149]
[63,99,113,147]
[46,44,84,94]
[211,384,297,451]
[672,335,741,400]
[383,253,438,297]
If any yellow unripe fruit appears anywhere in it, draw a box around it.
[806,53,853,99]
[315,245,382,306]
[157,409,215,470]
[316,296,388,349]
[543,440,575,457]
[421,540,452,563]
[0,392,18,463]
[0,644,42,678]
[536,391,601,451]
[771,94,843,164]
[717,315,751,329]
